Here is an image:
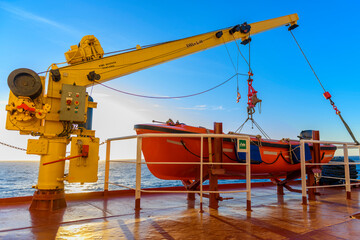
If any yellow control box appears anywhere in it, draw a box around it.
[68,137,99,183]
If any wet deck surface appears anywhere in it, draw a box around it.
[0,184,359,239]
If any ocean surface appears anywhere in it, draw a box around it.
[0,157,359,199]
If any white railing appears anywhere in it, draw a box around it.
[300,140,360,204]
[104,133,251,212]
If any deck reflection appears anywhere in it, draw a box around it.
[0,183,359,239]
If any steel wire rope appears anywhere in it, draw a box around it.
[93,73,240,99]
[36,26,239,75]
[252,119,271,139]
[289,31,326,92]
[234,35,271,139]
[37,43,165,74]
[232,35,252,72]
[39,45,190,74]
[222,39,237,73]
[223,39,244,102]
[99,36,214,75]
[236,51,240,98]
[37,36,214,75]
[289,30,359,144]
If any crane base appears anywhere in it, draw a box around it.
[29,190,66,211]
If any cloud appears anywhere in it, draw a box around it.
[92,92,111,98]
[0,2,80,36]
[212,106,224,110]
[177,105,225,111]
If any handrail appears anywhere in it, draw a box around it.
[300,139,359,145]
[104,132,252,212]
[300,139,360,204]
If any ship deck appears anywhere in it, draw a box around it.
[0,182,359,239]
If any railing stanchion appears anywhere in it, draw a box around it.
[343,144,351,200]
[246,137,252,211]
[104,140,111,194]
[199,136,204,213]
[135,137,142,210]
[300,141,307,205]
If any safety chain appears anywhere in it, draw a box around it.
[0,139,106,152]
[0,141,27,151]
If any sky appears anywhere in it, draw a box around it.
[0,0,359,160]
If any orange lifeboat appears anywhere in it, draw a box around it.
[134,122,336,180]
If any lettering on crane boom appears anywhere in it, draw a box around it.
[186,40,203,48]
[99,61,116,69]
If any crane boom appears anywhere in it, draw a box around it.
[54,14,298,88]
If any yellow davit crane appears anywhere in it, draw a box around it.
[5,14,298,210]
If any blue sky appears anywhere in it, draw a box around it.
[0,0,359,160]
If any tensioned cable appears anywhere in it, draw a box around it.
[289,30,359,144]
[93,73,240,99]
[37,37,213,75]
[289,31,326,92]
[222,39,237,72]
[103,41,174,56]
[232,35,252,73]
[234,117,270,139]
[248,37,251,73]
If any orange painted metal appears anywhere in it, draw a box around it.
[29,189,66,211]
[209,122,222,209]
[135,123,336,180]
[308,131,320,201]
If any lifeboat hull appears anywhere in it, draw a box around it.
[134,123,336,180]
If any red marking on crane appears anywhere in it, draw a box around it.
[16,103,36,112]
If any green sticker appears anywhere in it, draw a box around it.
[238,139,246,150]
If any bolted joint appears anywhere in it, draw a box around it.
[87,71,101,81]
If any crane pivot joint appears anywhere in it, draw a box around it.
[229,22,251,35]
[87,71,101,81]
[288,24,299,31]
[215,31,223,38]
[241,37,252,45]
[229,25,240,35]
[51,69,61,82]
[239,22,251,34]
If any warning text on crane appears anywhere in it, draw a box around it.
[99,61,116,69]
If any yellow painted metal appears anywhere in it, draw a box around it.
[36,137,69,190]
[27,139,49,155]
[53,14,298,87]
[67,137,100,183]
[65,35,104,65]
[5,76,48,134]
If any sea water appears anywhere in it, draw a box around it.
[0,157,359,199]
